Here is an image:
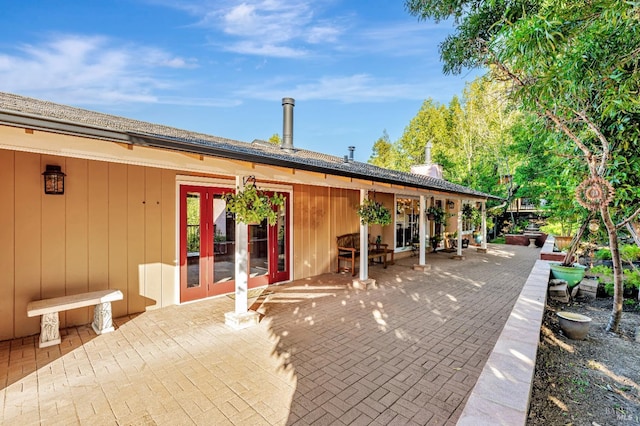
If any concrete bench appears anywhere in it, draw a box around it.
[27,289,123,348]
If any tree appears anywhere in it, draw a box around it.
[368,130,396,168]
[396,99,450,171]
[406,0,640,332]
[268,133,281,146]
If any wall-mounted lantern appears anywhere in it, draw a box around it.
[447,200,455,209]
[42,165,65,195]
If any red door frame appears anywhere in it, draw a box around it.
[180,185,290,302]
[269,194,290,283]
[179,185,234,302]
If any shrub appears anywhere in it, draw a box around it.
[604,269,640,296]
[594,248,612,260]
[621,244,640,263]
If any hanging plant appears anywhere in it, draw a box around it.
[356,199,392,226]
[426,206,446,224]
[224,179,285,225]
[462,203,474,219]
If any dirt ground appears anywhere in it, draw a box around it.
[527,296,640,425]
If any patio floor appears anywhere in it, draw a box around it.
[1,244,540,425]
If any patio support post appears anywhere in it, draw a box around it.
[224,175,260,329]
[413,194,431,271]
[457,205,463,256]
[359,189,369,281]
[354,189,376,289]
[453,201,465,260]
[419,195,426,265]
[478,201,488,253]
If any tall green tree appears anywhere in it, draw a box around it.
[406,0,640,332]
[368,130,396,168]
[395,99,450,171]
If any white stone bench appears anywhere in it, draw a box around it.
[27,289,123,348]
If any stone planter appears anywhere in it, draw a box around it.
[557,311,591,340]
[550,263,587,288]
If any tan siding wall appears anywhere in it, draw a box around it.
[13,152,42,337]
[0,150,177,339]
[65,157,89,326]
[292,185,359,280]
[0,150,16,340]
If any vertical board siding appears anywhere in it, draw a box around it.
[126,166,148,313]
[144,168,163,310]
[0,150,15,340]
[13,152,42,337]
[292,184,358,280]
[161,169,177,306]
[40,154,67,338]
[88,161,110,295]
[64,157,89,326]
[108,163,129,318]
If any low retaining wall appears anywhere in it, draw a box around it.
[540,235,571,262]
[505,233,547,247]
[457,259,550,425]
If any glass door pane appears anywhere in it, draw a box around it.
[213,194,236,283]
[248,220,269,286]
[276,204,286,273]
[186,191,202,288]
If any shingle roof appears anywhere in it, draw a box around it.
[0,91,499,199]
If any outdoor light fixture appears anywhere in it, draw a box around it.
[447,200,455,209]
[588,219,600,233]
[42,165,65,195]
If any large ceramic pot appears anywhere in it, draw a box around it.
[557,311,591,340]
[554,235,573,251]
[550,263,587,288]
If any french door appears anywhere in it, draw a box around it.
[248,192,290,287]
[179,185,289,303]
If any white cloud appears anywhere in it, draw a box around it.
[0,34,197,105]
[235,74,439,103]
[187,0,345,58]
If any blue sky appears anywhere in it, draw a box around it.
[0,0,480,159]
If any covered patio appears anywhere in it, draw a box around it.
[1,244,540,425]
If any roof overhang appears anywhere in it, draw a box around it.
[0,107,502,201]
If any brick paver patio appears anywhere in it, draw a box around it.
[0,244,539,425]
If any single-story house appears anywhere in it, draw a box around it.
[0,92,498,340]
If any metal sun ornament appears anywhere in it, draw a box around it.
[575,177,615,211]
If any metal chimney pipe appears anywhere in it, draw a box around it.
[282,97,295,152]
[348,146,355,161]
[425,140,433,165]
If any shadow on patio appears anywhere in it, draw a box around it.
[0,244,539,425]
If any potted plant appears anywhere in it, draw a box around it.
[356,199,392,226]
[225,183,285,225]
[426,206,446,224]
[430,235,442,252]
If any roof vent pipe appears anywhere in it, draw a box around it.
[425,140,433,165]
[281,97,295,152]
[348,146,355,161]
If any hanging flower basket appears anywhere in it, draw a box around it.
[426,206,446,224]
[225,181,285,225]
[356,199,392,226]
